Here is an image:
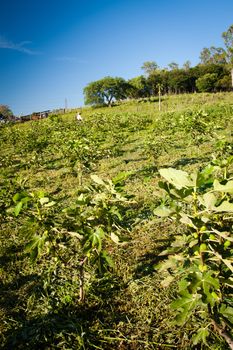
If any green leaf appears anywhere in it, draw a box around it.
[178,278,190,292]
[180,213,195,226]
[39,197,49,205]
[110,232,121,244]
[201,271,220,294]
[171,292,199,309]
[159,168,194,189]
[201,192,217,210]
[68,231,83,240]
[14,201,23,216]
[25,232,48,262]
[13,191,28,203]
[214,200,233,212]
[13,193,21,203]
[37,191,46,199]
[91,174,105,185]
[100,250,114,268]
[154,206,173,217]
[213,179,233,193]
[112,171,133,185]
[44,201,56,207]
[220,304,233,323]
[171,292,201,325]
[192,327,209,345]
[86,227,105,252]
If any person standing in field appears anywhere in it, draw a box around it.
[76,112,82,122]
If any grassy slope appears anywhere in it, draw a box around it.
[1,92,233,349]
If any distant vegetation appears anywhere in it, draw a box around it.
[0,104,14,121]
[1,92,233,349]
[84,24,233,107]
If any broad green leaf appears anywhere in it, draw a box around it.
[87,227,105,252]
[214,200,233,212]
[220,304,233,323]
[37,190,46,198]
[110,232,129,245]
[110,206,122,220]
[178,279,190,291]
[192,327,209,345]
[39,197,49,205]
[200,271,220,295]
[180,213,195,226]
[91,174,105,185]
[213,179,233,193]
[174,305,190,325]
[13,191,29,203]
[154,206,173,217]
[171,293,201,325]
[112,171,133,185]
[44,201,56,207]
[25,232,47,262]
[159,168,194,189]
[100,250,114,268]
[110,232,121,244]
[201,192,217,210]
[14,201,23,216]
[171,292,200,309]
[13,193,21,203]
[68,231,83,240]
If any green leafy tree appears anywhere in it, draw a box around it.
[147,70,166,95]
[222,24,233,64]
[200,46,226,65]
[211,47,227,64]
[215,74,232,91]
[155,166,233,348]
[141,61,159,76]
[183,60,191,70]
[127,76,150,98]
[196,73,219,92]
[167,62,179,70]
[167,69,193,94]
[84,76,128,107]
[0,104,13,121]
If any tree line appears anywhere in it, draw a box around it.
[83,24,233,107]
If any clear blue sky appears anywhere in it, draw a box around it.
[1,0,233,115]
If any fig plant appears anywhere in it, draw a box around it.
[154,165,233,348]
[13,174,132,302]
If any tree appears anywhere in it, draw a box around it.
[167,62,179,70]
[141,61,159,76]
[83,77,128,107]
[222,24,233,64]
[127,76,150,98]
[0,105,13,121]
[147,70,166,95]
[215,74,232,91]
[183,60,191,70]
[199,46,226,65]
[196,73,218,92]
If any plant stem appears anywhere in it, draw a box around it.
[211,319,233,350]
[79,257,87,302]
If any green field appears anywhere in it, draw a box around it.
[1,92,233,349]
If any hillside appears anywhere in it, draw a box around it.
[1,92,233,349]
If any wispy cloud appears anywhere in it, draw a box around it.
[55,56,77,62]
[54,56,88,63]
[0,35,41,55]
